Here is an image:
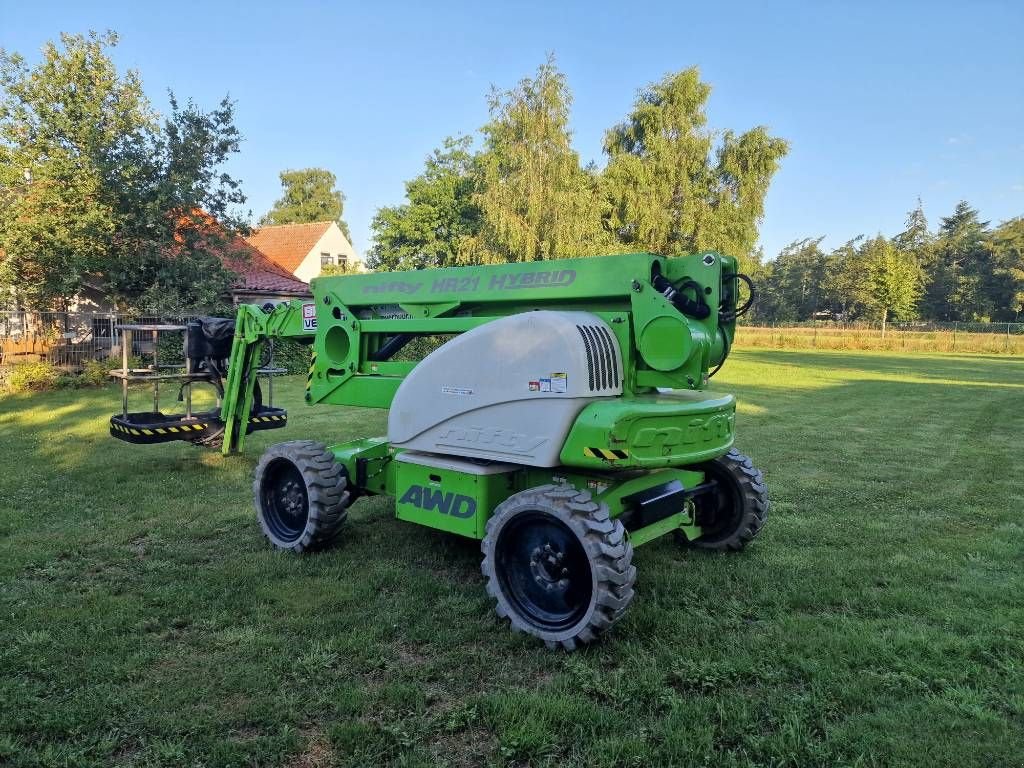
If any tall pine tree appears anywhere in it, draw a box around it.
[925,201,990,320]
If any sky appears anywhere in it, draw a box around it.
[2,0,1022,260]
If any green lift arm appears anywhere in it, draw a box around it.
[219,250,744,454]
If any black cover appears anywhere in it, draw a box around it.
[185,317,235,364]
[184,317,236,399]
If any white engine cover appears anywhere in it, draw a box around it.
[388,310,623,466]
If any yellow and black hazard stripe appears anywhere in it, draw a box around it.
[584,447,630,461]
[111,422,207,434]
[306,350,317,393]
[248,414,286,424]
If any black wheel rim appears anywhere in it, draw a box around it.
[495,511,592,632]
[260,458,308,542]
[698,462,745,543]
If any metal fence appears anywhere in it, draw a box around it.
[739,319,1024,334]
[0,310,194,368]
[736,320,1024,353]
[3,311,1023,369]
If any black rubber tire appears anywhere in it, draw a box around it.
[253,440,350,553]
[481,484,636,651]
[686,448,768,552]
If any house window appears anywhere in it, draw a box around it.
[338,256,348,271]
[320,252,333,267]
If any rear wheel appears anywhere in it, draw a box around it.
[253,440,350,553]
[686,448,768,552]
[481,484,636,650]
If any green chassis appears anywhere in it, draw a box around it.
[223,251,741,546]
[326,437,711,547]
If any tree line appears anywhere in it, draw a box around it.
[368,56,788,271]
[366,58,1022,326]
[4,33,1020,325]
[746,202,1024,327]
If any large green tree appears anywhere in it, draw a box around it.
[261,168,352,241]
[857,235,923,335]
[770,237,830,321]
[0,31,246,312]
[473,56,611,262]
[370,60,791,271]
[367,136,481,271]
[602,68,788,259]
[817,237,862,319]
[924,201,991,321]
[986,217,1024,321]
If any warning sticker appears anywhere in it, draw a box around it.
[301,302,317,332]
[532,373,567,393]
[441,386,473,396]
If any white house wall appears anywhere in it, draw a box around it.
[293,223,363,282]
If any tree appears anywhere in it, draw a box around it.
[602,68,788,259]
[104,94,248,313]
[0,31,246,312]
[857,235,922,336]
[742,249,782,323]
[262,168,352,241]
[987,217,1024,321]
[771,237,830,320]
[0,31,144,307]
[894,199,932,264]
[473,56,611,262]
[367,136,482,271]
[925,201,990,321]
[822,236,866,319]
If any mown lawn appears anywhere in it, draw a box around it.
[1,350,1022,768]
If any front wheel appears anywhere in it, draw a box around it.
[686,448,768,552]
[481,484,636,651]
[253,440,350,553]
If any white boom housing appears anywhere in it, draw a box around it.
[387,311,623,466]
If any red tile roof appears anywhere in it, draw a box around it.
[220,237,311,297]
[244,222,334,273]
[173,211,311,297]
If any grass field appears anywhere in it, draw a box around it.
[1,349,1022,767]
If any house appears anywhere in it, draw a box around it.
[244,221,361,283]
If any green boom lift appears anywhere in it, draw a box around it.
[111,251,767,649]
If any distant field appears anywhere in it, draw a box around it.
[1,350,1022,767]
[736,324,1024,354]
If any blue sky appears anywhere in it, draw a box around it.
[2,0,1022,259]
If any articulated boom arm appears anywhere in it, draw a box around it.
[220,251,746,454]
[220,301,313,454]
